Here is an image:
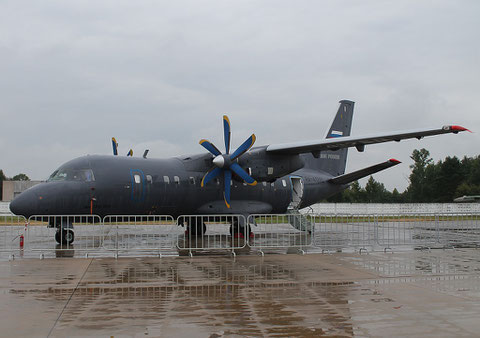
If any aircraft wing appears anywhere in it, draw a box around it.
[266,125,470,155]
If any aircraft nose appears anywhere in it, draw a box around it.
[9,190,37,218]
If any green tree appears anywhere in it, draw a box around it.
[12,173,30,181]
[0,169,5,200]
[405,148,433,202]
[343,180,367,202]
[434,156,463,202]
[364,176,390,203]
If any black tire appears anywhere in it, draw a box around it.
[55,230,62,244]
[56,229,74,245]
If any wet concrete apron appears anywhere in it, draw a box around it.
[2,249,480,337]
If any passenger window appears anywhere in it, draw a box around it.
[189,177,195,185]
[282,179,287,187]
[163,176,170,184]
[271,182,275,187]
[146,175,153,184]
[134,175,141,184]
[263,182,267,187]
[174,176,180,184]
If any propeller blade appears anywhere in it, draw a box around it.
[223,115,231,154]
[127,149,133,156]
[199,139,221,156]
[201,167,222,187]
[224,170,231,208]
[230,163,257,186]
[230,134,256,161]
[112,137,118,156]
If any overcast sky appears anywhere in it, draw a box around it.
[0,0,478,191]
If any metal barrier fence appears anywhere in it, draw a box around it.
[1,212,479,259]
[103,215,177,252]
[27,215,103,251]
[435,213,480,247]
[312,214,375,251]
[177,215,248,256]
[0,215,27,252]
[248,214,311,254]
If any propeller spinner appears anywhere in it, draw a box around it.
[200,115,257,208]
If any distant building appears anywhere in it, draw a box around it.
[2,181,44,202]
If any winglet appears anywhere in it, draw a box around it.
[449,125,472,133]
[389,158,401,164]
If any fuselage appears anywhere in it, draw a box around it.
[9,154,345,218]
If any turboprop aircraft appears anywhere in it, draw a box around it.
[9,100,469,244]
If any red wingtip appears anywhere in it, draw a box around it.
[450,125,472,133]
[389,158,401,164]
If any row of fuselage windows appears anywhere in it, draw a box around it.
[133,174,288,187]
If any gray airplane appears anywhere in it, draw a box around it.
[9,100,469,244]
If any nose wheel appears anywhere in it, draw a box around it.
[55,229,75,245]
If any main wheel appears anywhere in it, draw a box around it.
[55,229,75,245]
[188,218,206,236]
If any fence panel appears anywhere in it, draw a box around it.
[0,215,28,252]
[436,213,480,247]
[176,215,247,254]
[247,214,312,252]
[26,215,103,251]
[312,214,374,250]
[375,214,440,248]
[102,215,178,252]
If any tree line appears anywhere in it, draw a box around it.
[327,148,480,203]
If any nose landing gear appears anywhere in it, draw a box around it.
[54,229,75,245]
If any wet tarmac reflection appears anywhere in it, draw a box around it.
[4,250,480,337]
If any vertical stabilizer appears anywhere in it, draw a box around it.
[302,100,354,176]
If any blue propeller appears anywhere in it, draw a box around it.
[200,115,257,208]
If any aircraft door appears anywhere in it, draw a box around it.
[289,176,304,209]
[130,169,146,203]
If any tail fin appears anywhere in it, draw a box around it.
[302,100,354,176]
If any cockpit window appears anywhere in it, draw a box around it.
[48,168,95,182]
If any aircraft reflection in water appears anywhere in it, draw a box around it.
[10,100,469,244]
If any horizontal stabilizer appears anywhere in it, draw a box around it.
[328,159,401,185]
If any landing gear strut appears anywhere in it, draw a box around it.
[55,229,75,245]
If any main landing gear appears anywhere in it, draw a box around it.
[185,218,207,236]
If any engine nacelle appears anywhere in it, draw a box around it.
[238,146,304,182]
